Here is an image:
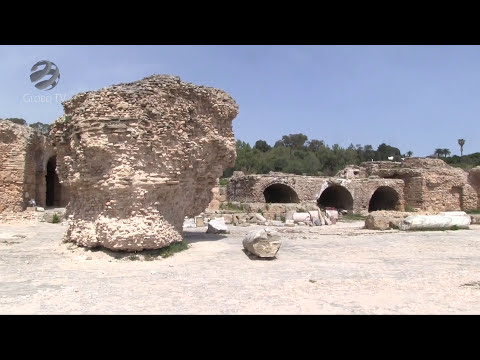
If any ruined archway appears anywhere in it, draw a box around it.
[317,185,353,211]
[263,183,299,203]
[46,156,62,207]
[368,186,399,212]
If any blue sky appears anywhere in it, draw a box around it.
[0,45,478,157]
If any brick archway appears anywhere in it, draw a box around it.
[368,186,400,212]
[317,185,353,211]
[263,183,299,203]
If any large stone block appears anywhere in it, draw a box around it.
[50,75,238,251]
[243,228,282,258]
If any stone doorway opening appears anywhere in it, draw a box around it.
[46,156,61,207]
[317,185,353,211]
[368,186,399,212]
[263,184,299,203]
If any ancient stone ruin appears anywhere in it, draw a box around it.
[50,75,238,251]
[226,158,480,216]
[0,119,68,214]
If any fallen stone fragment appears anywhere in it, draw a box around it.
[195,216,205,227]
[266,220,284,227]
[255,213,266,222]
[365,211,409,230]
[243,228,282,258]
[399,214,471,231]
[470,214,480,224]
[293,212,311,224]
[207,217,229,234]
[285,220,295,227]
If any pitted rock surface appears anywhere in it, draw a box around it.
[50,75,238,251]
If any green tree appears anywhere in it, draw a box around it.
[253,140,271,153]
[458,139,465,157]
[442,148,451,158]
[434,148,443,158]
[281,133,308,150]
[234,141,258,174]
[29,122,51,136]
[6,118,27,126]
[376,143,401,161]
[307,139,325,152]
[406,151,413,157]
[231,135,409,177]
[363,145,376,162]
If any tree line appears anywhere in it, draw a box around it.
[224,134,479,177]
[3,118,51,135]
[224,133,408,177]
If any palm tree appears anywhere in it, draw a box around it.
[434,148,443,158]
[442,148,451,157]
[458,139,465,157]
[407,151,413,157]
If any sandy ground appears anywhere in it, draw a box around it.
[1,220,480,314]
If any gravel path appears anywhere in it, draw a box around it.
[1,221,480,314]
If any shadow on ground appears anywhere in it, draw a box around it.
[183,231,228,244]
[241,248,277,261]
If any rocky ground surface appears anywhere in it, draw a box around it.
[1,220,480,314]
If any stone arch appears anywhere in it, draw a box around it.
[317,185,353,211]
[368,186,400,212]
[263,183,299,203]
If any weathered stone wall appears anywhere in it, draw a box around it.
[205,180,227,212]
[0,120,31,212]
[50,75,238,251]
[227,158,479,214]
[227,171,405,214]
[341,178,405,214]
[227,171,328,204]
[1,119,67,214]
[468,166,480,209]
[364,158,477,212]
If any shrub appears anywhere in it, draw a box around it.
[51,213,60,224]
[219,178,228,186]
[342,213,366,221]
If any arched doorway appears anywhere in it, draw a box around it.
[46,156,61,207]
[263,183,299,203]
[317,185,353,211]
[368,186,399,212]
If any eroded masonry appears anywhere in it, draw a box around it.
[227,158,480,215]
[49,75,238,251]
[0,120,68,214]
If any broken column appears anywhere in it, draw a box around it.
[399,212,471,231]
[50,75,239,251]
[243,228,282,258]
